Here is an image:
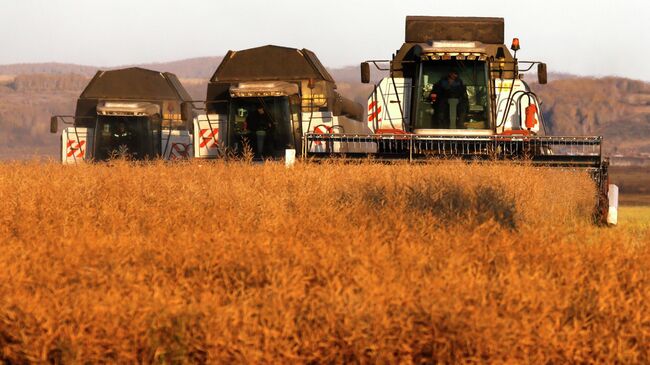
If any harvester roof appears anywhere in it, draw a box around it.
[210,45,335,83]
[405,16,504,45]
[206,45,362,121]
[390,16,514,78]
[79,67,192,102]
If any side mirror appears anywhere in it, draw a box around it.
[50,116,58,133]
[537,63,548,84]
[360,62,371,84]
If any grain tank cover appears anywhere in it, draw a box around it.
[210,45,335,83]
[79,67,192,101]
[405,16,504,44]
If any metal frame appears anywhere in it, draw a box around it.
[303,133,603,165]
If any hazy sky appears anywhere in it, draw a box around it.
[1,0,648,80]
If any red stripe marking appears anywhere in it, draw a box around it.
[170,143,190,159]
[66,140,85,158]
[313,125,333,146]
[199,128,219,148]
[368,105,382,122]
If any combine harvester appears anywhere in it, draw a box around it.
[49,48,363,163]
[192,45,364,160]
[50,67,194,162]
[301,16,618,224]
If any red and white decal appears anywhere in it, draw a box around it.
[193,114,226,158]
[313,125,333,145]
[66,140,85,158]
[368,101,382,123]
[170,143,190,159]
[199,128,219,149]
[61,127,93,164]
[366,78,411,133]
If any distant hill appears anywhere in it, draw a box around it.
[0,57,648,159]
[0,57,223,79]
[0,57,352,81]
[0,63,98,77]
[135,57,224,79]
[0,74,81,158]
[533,77,650,155]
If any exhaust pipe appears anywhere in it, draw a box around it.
[333,93,364,122]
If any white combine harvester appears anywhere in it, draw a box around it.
[50,48,364,164]
[188,45,364,160]
[300,16,619,225]
[50,67,194,163]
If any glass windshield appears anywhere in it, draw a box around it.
[415,60,490,130]
[228,96,295,158]
[94,115,159,160]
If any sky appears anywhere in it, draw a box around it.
[1,0,648,80]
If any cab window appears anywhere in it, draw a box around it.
[415,60,490,130]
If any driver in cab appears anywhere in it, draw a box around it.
[112,121,135,153]
[246,103,273,155]
[430,69,469,129]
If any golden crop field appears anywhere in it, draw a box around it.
[0,160,648,364]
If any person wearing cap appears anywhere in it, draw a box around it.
[429,69,469,129]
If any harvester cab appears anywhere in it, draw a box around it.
[358,17,547,137]
[304,16,618,225]
[50,68,194,163]
[192,45,364,159]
